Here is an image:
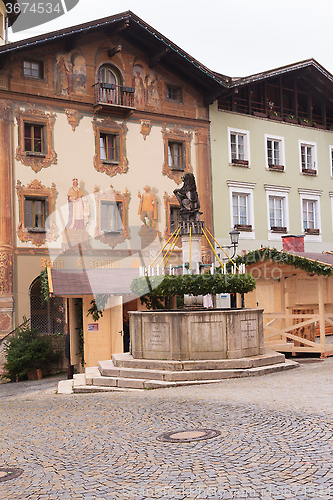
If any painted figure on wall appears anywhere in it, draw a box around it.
[54,51,86,96]
[55,55,72,95]
[66,178,89,229]
[132,65,145,108]
[147,70,161,109]
[138,186,157,229]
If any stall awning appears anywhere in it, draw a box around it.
[49,268,140,297]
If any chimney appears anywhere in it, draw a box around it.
[282,235,304,253]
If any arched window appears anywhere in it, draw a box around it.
[97,64,121,104]
[30,277,65,335]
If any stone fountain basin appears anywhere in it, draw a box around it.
[129,308,264,361]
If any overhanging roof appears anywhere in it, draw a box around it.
[0,10,226,101]
[49,268,140,297]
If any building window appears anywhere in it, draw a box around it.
[100,133,118,162]
[228,181,255,238]
[16,179,58,246]
[24,123,44,154]
[15,108,56,173]
[23,60,43,79]
[163,192,181,247]
[101,201,123,232]
[299,141,317,174]
[265,135,285,171]
[298,189,322,240]
[24,197,48,231]
[302,200,316,231]
[168,141,184,170]
[228,128,250,166]
[264,185,290,239]
[170,205,180,234]
[166,84,182,102]
[94,186,130,248]
[93,117,128,177]
[162,127,192,184]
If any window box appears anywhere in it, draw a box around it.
[253,111,267,118]
[302,168,317,175]
[284,117,298,124]
[231,159,249,166]
[269,114,283,121]
[299,119,312,127]
[271,226,287,233]
[268,164,284,171]
[313,123,325,130]
[234,224,252,232]
[304,228,320,235]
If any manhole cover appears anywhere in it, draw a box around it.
[157,428,220,442]
[0,468,23,482]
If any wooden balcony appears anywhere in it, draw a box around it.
[93,82,135,116]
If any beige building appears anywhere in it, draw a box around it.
[0,11,221,368]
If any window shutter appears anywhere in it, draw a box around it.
[44,198,49,230]
[24,198,33,228]
[115,134,121,162]
[181,143,186,170]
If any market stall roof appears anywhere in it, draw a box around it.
[237,248,333,277]
[49,268,140,297]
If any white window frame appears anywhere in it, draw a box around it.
[329,192,333,234]
[264,185,290,241]
[227,181,255,239]
[265,134,285,171]
[228,127,250,167]
[298,188,322,242]
[329,145,333,177]
[299,140,318,175]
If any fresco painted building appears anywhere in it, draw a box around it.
[210,60,333,255]
[0,11,222,367]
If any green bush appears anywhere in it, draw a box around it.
[3,322,61,382]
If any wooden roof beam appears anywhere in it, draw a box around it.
[149,47,170,68]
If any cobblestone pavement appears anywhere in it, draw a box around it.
[1,359,333,500]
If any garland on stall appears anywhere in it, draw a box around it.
[224,247,333,277]
[131,273,256,300]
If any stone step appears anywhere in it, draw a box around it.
[110,350,286,372]
[78,359,297,391]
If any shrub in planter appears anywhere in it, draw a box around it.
[2,322,61,382]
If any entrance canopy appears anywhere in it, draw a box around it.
[49,268,140,297]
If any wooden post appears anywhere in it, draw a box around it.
[280,276,286,334]
[318,275,326,354]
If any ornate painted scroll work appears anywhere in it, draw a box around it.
[94,185,130,248]
[15,108,57,173]
[16,179,58,247]
[65,109,80,131]
[0,251,13,294]
[92,117,128,177]
[161,127,192,184]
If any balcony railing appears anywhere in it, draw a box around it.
[94,82,135,108]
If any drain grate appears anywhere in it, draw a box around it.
[0,468,23,482]
[157,428,220,443]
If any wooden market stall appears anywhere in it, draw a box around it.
[242,247,333,357]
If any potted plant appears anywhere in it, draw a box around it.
[284,114,298,124]
[2,321,61,382]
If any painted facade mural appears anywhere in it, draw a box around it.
[66,178,90,230]
[54,51,87,96]
[138,186,158,230]
[132,65,161,110]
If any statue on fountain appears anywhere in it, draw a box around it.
[173,173,201,222]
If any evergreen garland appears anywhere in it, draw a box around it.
[224,247,333,277]
[40,268,50,303]
[131,273,256,298]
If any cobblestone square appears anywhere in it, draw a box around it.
[1,358,333,499]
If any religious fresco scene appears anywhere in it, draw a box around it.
[54,51,87,96]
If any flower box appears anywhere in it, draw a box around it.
[302,168,317,175]
[305,228,320,235]
[313,123,326,129]
[269,114,283,121]
[299,120,312,127]
[253,111,267,118]
[231,159,249,166]
[284,117,298,124]
[271,226,287,233]
[234,224,252,232]
[268,164,284,171]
